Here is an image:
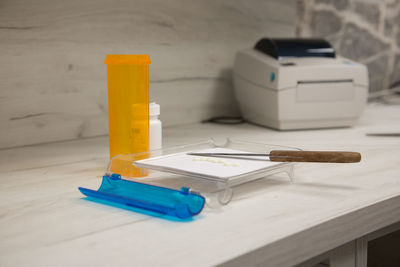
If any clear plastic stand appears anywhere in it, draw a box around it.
[107,138,297,207]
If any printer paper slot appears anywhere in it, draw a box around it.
[297,79,353,85]
[296,82,355,102]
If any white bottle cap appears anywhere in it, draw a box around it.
[149,102,160,116]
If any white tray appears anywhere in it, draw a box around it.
[107,138,299,206]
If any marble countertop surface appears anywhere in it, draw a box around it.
[1,103,400,267]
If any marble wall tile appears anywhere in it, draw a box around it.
[0,0,296,148]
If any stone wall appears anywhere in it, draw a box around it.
[297,0,400,92]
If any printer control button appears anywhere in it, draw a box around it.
[270,72,275,82]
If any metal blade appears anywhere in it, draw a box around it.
[187,152,269,157]
[187,152,303,159]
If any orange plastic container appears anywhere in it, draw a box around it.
[105,55,151,177]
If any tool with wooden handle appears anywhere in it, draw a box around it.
[188,151,361,163]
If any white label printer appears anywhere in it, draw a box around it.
[233,38,368,130]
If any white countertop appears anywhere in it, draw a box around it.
[1,103,400,267]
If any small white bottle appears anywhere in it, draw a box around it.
[149,102,162,150]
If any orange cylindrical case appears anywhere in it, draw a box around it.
[105,55,150,177]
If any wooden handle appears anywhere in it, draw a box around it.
[269,150,361,163]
